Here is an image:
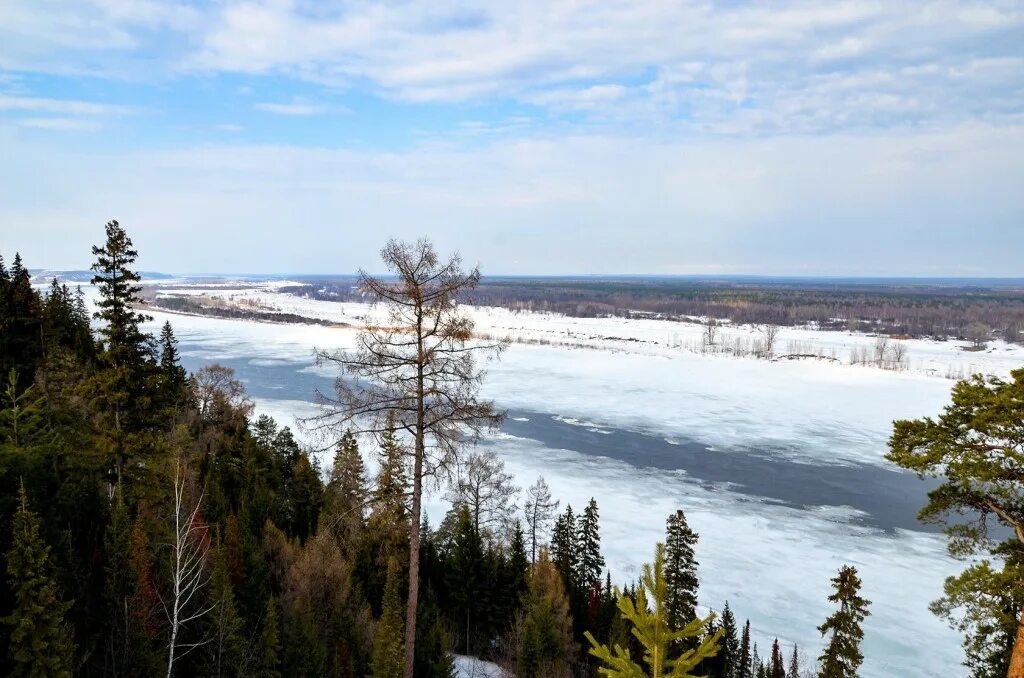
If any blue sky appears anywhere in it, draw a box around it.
[1,0,1022,275]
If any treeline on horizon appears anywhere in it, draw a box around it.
[281,276,1024,342]
[0,222,1022,678]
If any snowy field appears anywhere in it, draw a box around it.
[66,279,1024,677]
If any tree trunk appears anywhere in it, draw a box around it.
[404,438,423,678]
[1009,607,1024,678]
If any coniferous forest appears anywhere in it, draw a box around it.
[0,221,1022,678]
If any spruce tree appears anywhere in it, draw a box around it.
[720,602,740,678]
[578,498,605,590]
[4,485,75,678]
[89,220,156,481]
[508,519,530,598]
[551,504,579,593]
[665,509,700,638]
[159,321,187,409]
[769,638,785,678]
[739,620,753,678]
[322,429,367,546]
[256,597,281,678]
[818,565,870,678]
[789,645,801,678]
[372,560,405,678]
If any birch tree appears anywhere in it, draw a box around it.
[524,476,560,564]
[309,238,506,678]
[162,461,213,678]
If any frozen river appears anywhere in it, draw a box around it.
[138,300,984,678]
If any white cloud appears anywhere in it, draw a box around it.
[0,95,135,116]
[254,101,325,116]
[15,116,102,131]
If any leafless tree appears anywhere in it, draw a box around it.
[759,324,780,359]
[307,238,506,678]
[445,450,518,542]
[873,336,890,367]
[965,321,991,349]
[191,364,252,419]
[889,340,908,369]
[162,461,213,678]
[702,318,719,351]
[523,476,560,565]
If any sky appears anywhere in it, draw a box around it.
[0,0,1022,276]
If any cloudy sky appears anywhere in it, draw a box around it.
[1,0,1022,275]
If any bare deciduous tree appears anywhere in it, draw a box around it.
[445,450,518,542]
[523,476,560,565]
[702,318,719,351]
[889,340,908,369]
[191,364,251,419]
[162,461,213,678]
[307,238,506,678]
[873,336,890,367]
[759,324,780,359]
[965,322,991,349]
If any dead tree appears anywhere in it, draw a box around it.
[309,238,506,678]
[702,318,719,352]
[873,336,890,367]
[163,461,213,678]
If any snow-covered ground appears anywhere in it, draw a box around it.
[148,279,1024,381]
[62,279,1024,677]
[453,655,506,678]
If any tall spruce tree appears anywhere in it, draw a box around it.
[739,620,753,678]
[578,498,605,590]
[90,220,156,481]
[551,504,579,594]
[720,602,741,678]
[769,639,785,678]
[789,645,801,678]
[4,485,75,678]
[818,565,871,678]
[665,509,700,636]
[158,321,187,410]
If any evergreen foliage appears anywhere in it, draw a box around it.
[818,565,871,678]
[585,543,721,677]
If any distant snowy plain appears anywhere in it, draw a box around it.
[82,279,1024,677]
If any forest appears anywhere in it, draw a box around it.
[0,222,1022,678]
[278,275,1024,342]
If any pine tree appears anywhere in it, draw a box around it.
[720,602,740,678]
[372,560,406,678]
[3,484,75,677]
[585,543,721,677]
[789,645,801,678]
[665,509,700,636]
[818,565,871,678]
[739,620,753,678]
[578,498,605,590]
[508,519,529,598]
[256,597,281,678]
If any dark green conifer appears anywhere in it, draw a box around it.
[665,509,700,637]
[372,560,406,678]
[818,565,870,678]
[578,498,605,590]
[256,597,281,678]
[4,485,75,677]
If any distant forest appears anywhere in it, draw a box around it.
[282,276,1024,342]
